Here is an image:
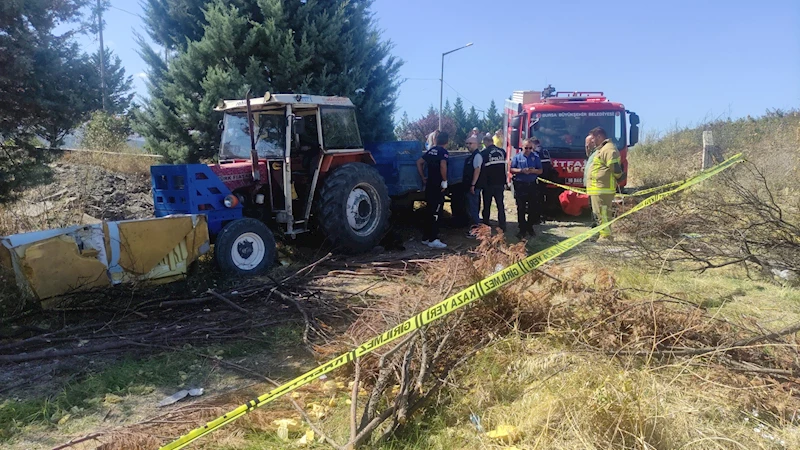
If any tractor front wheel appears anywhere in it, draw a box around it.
[317,162,390,253]
[215,218,276,275]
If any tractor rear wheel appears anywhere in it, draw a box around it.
[317,162,390,253]
[215,218,276,275]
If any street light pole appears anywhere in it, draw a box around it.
[439,43,473,131]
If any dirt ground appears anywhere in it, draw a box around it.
[0,159,153,236]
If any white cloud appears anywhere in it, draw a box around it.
[135,72,148,79]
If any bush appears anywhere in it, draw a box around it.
[80,111,132,152]
[0,138,53,203]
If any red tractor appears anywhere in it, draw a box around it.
[503,87,640,214]
[151,92,391,274]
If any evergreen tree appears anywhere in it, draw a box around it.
[466,106,481,133]
[443,99,453,120]
[394,111,410,140]
[142,0,208,53]
[91,48,135,114]
[451,97,467,147]
[483,99,503,134]
[137,0,403,162]
[0,0,94,200]
[36,47,97,147]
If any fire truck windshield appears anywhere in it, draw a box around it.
[530,111,624,151]
[219,112,287,159]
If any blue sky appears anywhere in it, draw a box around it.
[78,0,799,135]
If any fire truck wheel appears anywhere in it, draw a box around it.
[317,162,390,253]
[215,218,276,275]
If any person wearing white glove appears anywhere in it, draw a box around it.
[416,131,450,249]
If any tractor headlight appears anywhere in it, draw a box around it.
[223,194,239,208]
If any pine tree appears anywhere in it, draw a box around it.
[36,46,97,148]
[0,0,94,200]
[452,97,467,147]
[466,106,481,133]
[443,99,453,120]
[394,111,410,140]
[484,99,503,134]
[137,0,403,162]
[91,48,135,115]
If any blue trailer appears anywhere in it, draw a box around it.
[367,141,469,197]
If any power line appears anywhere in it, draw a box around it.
[108,5,144,19]
[442,80,484,112]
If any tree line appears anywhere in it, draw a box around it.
[2,0,506,203]
[1,0,401,201]
[394,98,504,149]
[1,0,134,201]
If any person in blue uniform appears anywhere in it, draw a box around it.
[510,138,543,238]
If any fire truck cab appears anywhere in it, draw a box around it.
[504,87,640,213]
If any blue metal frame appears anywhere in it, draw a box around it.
[366,141,468,197]
[151,164,243,236]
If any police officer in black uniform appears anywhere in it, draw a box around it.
[480,135,508,231]
[415,131,450,249]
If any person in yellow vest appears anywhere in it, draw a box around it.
[584,127,625,240]
[492,129,503,148]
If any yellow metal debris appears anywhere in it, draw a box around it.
[486,424,521,444]
[0,215,210,302]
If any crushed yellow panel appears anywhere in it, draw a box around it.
[1,215,210,303]
[116,216,197,274]
[20,234,110,299]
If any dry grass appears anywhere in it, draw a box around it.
[60,150,156,176]
[628,110,800,196]
[620,111,800,284]
[376,259,800,450]
[423,338,799,450]
[0,151,154,236]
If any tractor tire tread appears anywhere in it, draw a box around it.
[316,163,389,254]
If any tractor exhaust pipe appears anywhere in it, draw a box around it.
[245,88,261,182]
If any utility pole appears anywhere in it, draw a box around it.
[97,0,107,111]
[439,43,473,131]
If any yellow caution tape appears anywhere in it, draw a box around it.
[159,154,744,450]
[537,176,687,198]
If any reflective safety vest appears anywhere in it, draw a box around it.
[481,145,507,186]
[586,139,622,195]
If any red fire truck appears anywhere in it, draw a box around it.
[503,87,640,214]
